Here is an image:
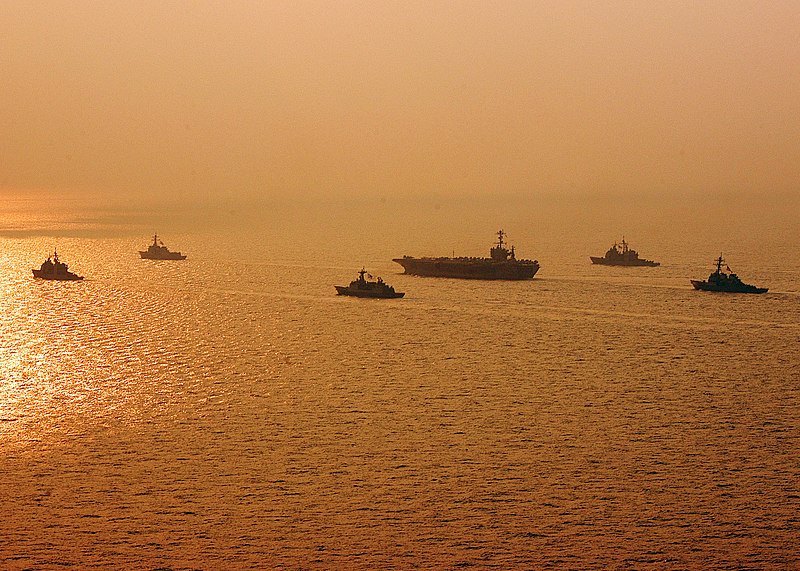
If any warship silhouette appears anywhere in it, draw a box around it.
[393,230,539,280]
[139,234,186,260]
[691,256,767,294]
[32,250,83,281]
[335,268,404,298]
[590,238,659,266]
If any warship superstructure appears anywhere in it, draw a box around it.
[32,250,83,281]
[335,269,404,298]
[590,238,659,266]
[139,234,186,260]
[393,230,539,280]
[691,256,767,294]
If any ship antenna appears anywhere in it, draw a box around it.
[497,229,504,249]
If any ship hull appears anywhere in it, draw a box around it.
[690,280,767,294]
[139,251,187,260]
[393,257,539,280]
[590,256,659,267]
[335,286,404,298]
[32,269,83,281]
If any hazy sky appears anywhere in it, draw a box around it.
[2,1,798,201]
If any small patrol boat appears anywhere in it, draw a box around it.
[335,268,404,298]
[691,255,767,294]
[32,250,83,281]
[139,234,186,260]
[590,238,659,266]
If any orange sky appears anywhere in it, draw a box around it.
[2,1,798,202]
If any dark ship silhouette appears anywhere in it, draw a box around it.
[393,230,539,280]
[590,238,659,266]
[335,268,404,298]
[32,250,83,281]
[139,234,186,260]
[691,256,767,294]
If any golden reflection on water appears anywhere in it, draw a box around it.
[1,197,799,569]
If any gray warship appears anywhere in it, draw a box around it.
[335,269,404,298]
[590,238,659,266]
[32,250,83,281]
[393,230,539,280]
[139,234,186,260]
[691,256,767,294]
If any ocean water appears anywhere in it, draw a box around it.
[1,192,798,569]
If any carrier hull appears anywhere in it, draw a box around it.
[393,257,539,280]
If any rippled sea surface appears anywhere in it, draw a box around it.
[1,193,798,569]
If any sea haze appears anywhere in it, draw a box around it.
[0,193,798,569]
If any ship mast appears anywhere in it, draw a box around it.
[497,229,504,249]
